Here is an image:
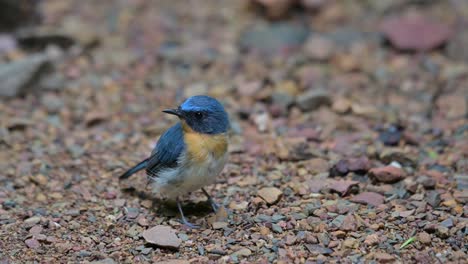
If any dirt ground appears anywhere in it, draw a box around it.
[0,0,467,263]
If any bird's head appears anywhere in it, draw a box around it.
[163,95,230,134]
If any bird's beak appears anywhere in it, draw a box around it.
[162,108,183,118]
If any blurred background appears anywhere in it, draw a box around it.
[0,0,467,262]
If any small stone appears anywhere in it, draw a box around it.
[25,238,40,249]
[258,187,283,205]
[228,201,248,210]
[379,125,402,146]
[426,191,441,208]
[418,232,431,244]
[271,223,283,233]
[351,192,385,207]
[340,214,358,231]
[24,216,41,227]
[142,225,182,250]
[364,233,379,246]
[435,226,449,238]
[212,221,228,229]
[380,149,417,168]
[343,238,358,249]
[126,225,141,238]
[440,218,453,228]
[296,89,331,112]
[137,216,149,227]
[380,13,452,51]
[328,179,359,196]
[369,166,406,183]
[332,98,352,114]
[29,225,43,235]
[232,247,252,257]
[373,252,395,263]
[305,244,332,255]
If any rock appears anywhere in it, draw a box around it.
[418,232,431,244]
[296,89,331,112]
[330,156,370,176]
[25,238,40,249]
[435,226,449,238]
[332,97,352,114]
[369,166,406,183]
[258,187,283,205]
[0,53,50,97]
[304,35,335,60]
[416,175,436,189]
[24,216,41,227]
[426,191,441,208]
[239,23,309,56]
[343,238,358,249]
[340,214,358,231]
[378,125,402,146]
[232,247,252,257]
[380,13,453,51]
[29,225,43,235]
[440,218,453,228]
[364,233,380,246]
[305,244,332,255]
[328,179,359,196]
[351,192,384,207]
[212,221,228,229]
[142,225,182,250]
[373,252,395,263]
[228,201,249,210]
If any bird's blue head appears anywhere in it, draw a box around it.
[163,95,230,134]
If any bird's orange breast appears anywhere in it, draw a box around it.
[182,122,228,164]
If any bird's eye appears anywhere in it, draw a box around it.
[195,112,203,118]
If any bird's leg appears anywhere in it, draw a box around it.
[176,197,199,229]
[202,188,219,213]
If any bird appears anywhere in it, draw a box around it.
[119,95,230,228]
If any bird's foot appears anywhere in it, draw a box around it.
[180,217,199,229]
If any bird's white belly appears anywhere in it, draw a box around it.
[151,152,227,199]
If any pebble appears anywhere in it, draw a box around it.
[142,225,182,250]
[440,218,454,228]
[369,166,406,183]
[373,252,395,263]
[258,187,283,205]
[305,244,332,255]
[25,238,40,249]
[418,232,431,244]
[296,89,331,112]
[436,226,449,238]
[351,192,384,207]
[212,221,228,229]
[364,233,380,246]
[24,216,41,228]
[380,13,452,51]
[426,191,441,208]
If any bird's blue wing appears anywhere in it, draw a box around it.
[146,123,185,176]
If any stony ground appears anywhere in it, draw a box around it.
[0,0,467,263]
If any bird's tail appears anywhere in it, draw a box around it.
[119,158,148,180]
